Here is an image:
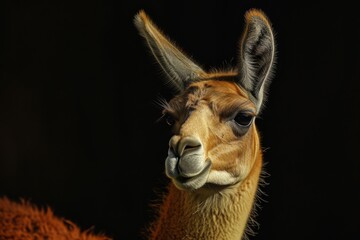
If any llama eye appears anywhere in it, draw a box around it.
[233,112,254,127]
[165,114,176,126]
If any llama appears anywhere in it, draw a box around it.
[134,8,276,240]
[0,8,276,240]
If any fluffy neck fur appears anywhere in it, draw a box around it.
[147,150,263,240]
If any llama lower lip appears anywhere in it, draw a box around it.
[177,153,206,178]
[174,160,212,190]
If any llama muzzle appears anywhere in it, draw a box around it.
[165,135,212,190]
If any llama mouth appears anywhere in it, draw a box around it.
[177,159,211,178]
[171,160,212,190]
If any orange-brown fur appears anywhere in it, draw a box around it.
[134,7,276,239]
[0,197,110,240]
[0,8,275,240]
[146,80,263,240]
[148,150,262,240]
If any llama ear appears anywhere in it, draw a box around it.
[134,10,206,91]
[237,9,276,114]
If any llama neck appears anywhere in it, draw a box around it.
[148,151,263,240]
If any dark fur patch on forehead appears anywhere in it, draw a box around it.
[164,85,207,117]
[164,80,252,118]
[185,86,200,95]
[184,86,206,109]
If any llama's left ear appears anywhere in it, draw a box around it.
[134,10,206,91]
[237,9,276,114]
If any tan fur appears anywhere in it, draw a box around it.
[134,8,276,239]
[146,79,264,240]
[0,8,275,240]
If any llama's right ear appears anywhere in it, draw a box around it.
[134,10,206,91]
[237,9,276,114]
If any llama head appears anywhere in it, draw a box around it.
[134,9,276,191]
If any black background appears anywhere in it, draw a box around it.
[1,1,360,239]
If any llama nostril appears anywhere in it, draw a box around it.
[184,145,197,151]
[169,136,201,157]
[169,136,181,157]
[177,137,201,157]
